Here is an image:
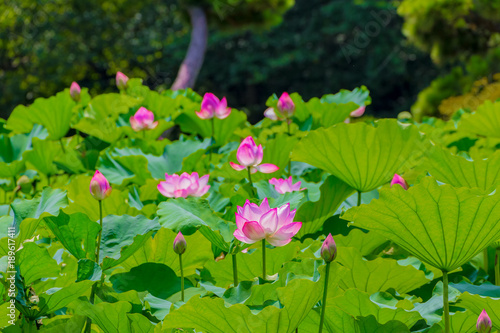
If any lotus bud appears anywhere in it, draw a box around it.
[477,309,492,333]
[391,174,408,190]
[89,170,112,201]
[116,71,129,90]
[173,232,187,255]
[350,105,366,117]
[277,92,295,117]
[321,234,337,263]
[70,82,81,101]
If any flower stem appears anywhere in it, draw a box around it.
[179,253,184,302]
[247,167,256,196]
[232,253,239,286]
[495,248,500,286]
[319,261,331,333]
[86,200,104,333]
[59,138,66,154]
[357,191,362,207]
[287,120,291,177]
[442,270,450,333]
[262,239,266,280]
[210,117,215,162]
[142,130,146,139]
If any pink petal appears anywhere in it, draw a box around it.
[230,162,247,171]
[237,143,258,166]
[259,197,271,212]
[255,145,264,165]
[266,238,292,247]
[350,105,365,117]
[271,222,302,241]
[130,116,142,132]
[255,163,279,173]
[234,229,257,244]
[264,107,278,121]
[277,92,295,116]
[196,109,213,119]
[259,208,278,234]
[391,174,408,190]
[158,182,175,197]
[241,221,266,242]
[235,214,249,230]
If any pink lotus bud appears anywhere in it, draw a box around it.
[233,198,302,246]
[350,105,366,117]
[196,93,231,120]
[269,177,304,194]
[264,107,278,121]
[158,172,210,198]
[116,71,129,90]
[321,234,337,263]
[391,174,408,190]
[477,309,492,333]
[173,231,187,255]
[89,170,112,201]
[70,82,81,101]
[130,107,158,132]
[230,136,279,174]
[277,92,295,117]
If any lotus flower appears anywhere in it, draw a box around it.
[391,174,408,190]
[350,105,366,117]
[233,198,302,246]
[230,136,279,174]
[264,92,295,121]
[196,93,231,120]
[477,309,492,333]
[89,170,112,201]
[70,82,81,101]
[173,231,187,255]
[116,71,129,89]
[130,107,158,131]
[157,172,210,198]
[269,176,303,194]
[321,234,337,263]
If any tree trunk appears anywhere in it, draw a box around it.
[171,6,208,90]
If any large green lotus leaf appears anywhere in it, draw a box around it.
[175,108,247,145]
[164,277,323,333]
[321,86,372,107]
[307,98,359,129]
[429,310,477,333]
[36,281,94,317]
[292,119,423,192]
[450,281,500,298]
[43,211,100,260]
[157,197,235,242]
[458,100,500,138]
[203,243,300,287]
[23,138,60,176]
[458,292,500,330]
[343,177,500,271]
[0,133,31,178]
[7,91,75,140]
[335,229,388,256]
[71,300,133,333]
[62,175,141,221]
[425,146,500,193]
[295,175,354,238]
[12,187,68,242]
[17,242,60,285]
[121,227,212,276]
[101,231,155,271]
[98,150,152,186]
[252,134,299,181]
[34,314,87,333]
[337,247,430,294]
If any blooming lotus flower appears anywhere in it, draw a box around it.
[321,234,337,263]
[173,231,187,255]
[157,172,210,198]
[477,309,492,333]
[350,105,366,117]
[89,170,112,201]
[230,136,279,174]
[196,93,231,120]
[391,174,408,190]
[233,198,302,246]
[116,71,129,89]
[70,82,81,101]
[269,176,303,194]
[130,107,158,131]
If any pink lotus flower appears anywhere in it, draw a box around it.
[321,234,337,263]
[130,107,158,131]
[350,105,366,117]
[230,136,279,174]
[269,176,303,194]
[233,198,302,246]
[70,82,81,101]
[196,93,231,120]
[157,172,210,198]
[89,170,112,201]
[477,309,492,333]
[173,231,187,255]
[277,92,295,117]
[116,71,129,89]
[391,174,408,190]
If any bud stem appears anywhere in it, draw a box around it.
[247,168,256,196]
[495,248,500,286]
[262,239,266,280]
[287,120,292,177]
[179,253,185,302]
[357,191,362,207]
[59,138,66,154]
[232,253,239,286]
[209,117,215,162]
[319,261,331,333]
[442,270,450,333]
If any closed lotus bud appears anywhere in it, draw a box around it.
[391,174,408,190]
[89,170,112,201]
[277,92,295,117]
[321,234,337,263]
[70,82,81,101]
[477,309,492,333]
[116,71,129,90]
[173,232,187,255]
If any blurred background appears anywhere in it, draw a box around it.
[1,0,500,122]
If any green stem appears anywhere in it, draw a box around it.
[442,270,450,333]
[287,120,292,177]
[495,248,500,286]
[262,239,266,280]
[76,129,81,144]
[319,261,331,333]
[210,117,215,162]
[247,168,256,196]
[484,248,489,274]
[142,130,146,139]
[232,253,239,286]
[180,253,185,301]
[59,138,66,154]
[357,191,362,207]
